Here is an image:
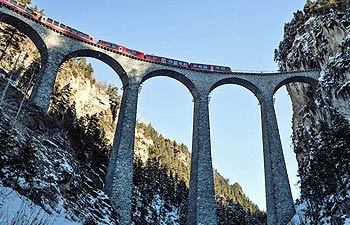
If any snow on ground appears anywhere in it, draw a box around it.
[344,217,350,225]
[287,202,310,225]
[0,183,81,225]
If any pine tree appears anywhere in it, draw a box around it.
[304,0,316,14]
[18,59,40,92]
[300,110,350,223]
[17,0,32,5]
[106,84,121,121]
[0,25,26,63]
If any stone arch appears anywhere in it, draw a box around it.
[62,49,129,87]
[273,76,318,94]
[210,77,263,103]
[141,69,198,98]
[0,11,48,66]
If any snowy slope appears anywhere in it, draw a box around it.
[0,182,80,225]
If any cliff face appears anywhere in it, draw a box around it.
[276,2,350,224]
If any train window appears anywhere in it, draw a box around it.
[47,18,53,23]
[53,21,59,26]
[203,65,208,69]
[111,44,117,48]
[59,23,65,29]
[198,65,203,69]
[18,4,25,9]
[168,59,173,64]
[174,61,178,65]
[10,0,17,5]
[127,49,135,55]
[83,34,88,38]
[221,67,225,70]
[25,8,33,14]
[66,27,72,32]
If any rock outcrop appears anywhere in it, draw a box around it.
[276,2,350,223]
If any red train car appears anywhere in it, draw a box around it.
[190,63,231,72]
[145,54,189,68]
[97,40,120,51]
[145,54,162,63]
[162,57,189,68]
[212,65,231,72]
[0,0,41,20]
[40,16,94,43]
[98,40,144,59]
[122,46,144,59]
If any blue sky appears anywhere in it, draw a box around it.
[31,0,307,210]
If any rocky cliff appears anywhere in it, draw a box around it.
[276,1,350,223]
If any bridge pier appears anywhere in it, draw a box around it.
[30,49,64,112]
[105,82,139,225]
[187,92,217,225]
[260,94,295,225]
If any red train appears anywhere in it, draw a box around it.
[190,63,231,72]
[0,0,94,43]
[1,0,41,20]
[97,40,144,58]
[41,16,94,43]
[0,0,232,73]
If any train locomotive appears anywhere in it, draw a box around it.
[0,0,232,73]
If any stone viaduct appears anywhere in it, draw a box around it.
[0,5,320,225]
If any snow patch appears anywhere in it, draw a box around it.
[0,184,81,225]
